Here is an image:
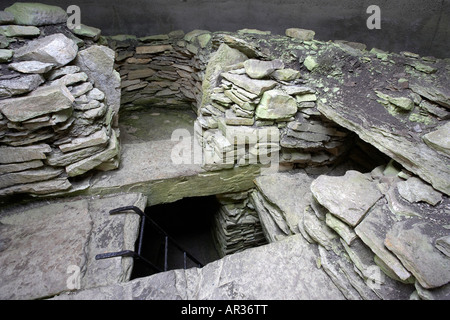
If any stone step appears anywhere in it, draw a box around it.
[0,192,146,300]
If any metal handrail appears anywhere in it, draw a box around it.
[95,205,204,273]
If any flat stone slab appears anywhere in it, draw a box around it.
[385,219,450,289]
[354,199,413,282]
[0,193,146,300]
[53,234,345,300]
[253,171,314,236]
[5,2,67,26]
[314,44,450,196]
[0,84,74,122]
[88,139,261,205]
[310,170,383,226]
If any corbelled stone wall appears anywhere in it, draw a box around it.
[0,3,121,197]
[107,29,209,112]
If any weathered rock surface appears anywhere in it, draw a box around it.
[422,121,450,156]
[221,72,277,96]
[285,28,315,41]
[8,60,53,74]
[255,89,297,120]
[75,45,121,127]
[310,170,383,226]
[313,42,450,196]
[5,2,67,26]
[65,129,120,177]
[14,33,78,67]
[243,59,283,79]
[0,166,63,189]
[0,143,51,163]
[0,73,43,98]
[354,199,414,282]
[0,24,40,37]
[0,84,74,122]
[385,220,450,289]
[396,176,442,206]
[252,171,314,240]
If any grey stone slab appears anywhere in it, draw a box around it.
[0,144,51,164]
[9,61,54,74]
[243,59,283,79]
[318,243,379,300]
[0,25,40,37]
[5,2,67,26]
[221,72,277,96]
[0,74,44,98]
[303,205,339,250]
[75,45,121,127]
[0,177,72,196]
[0,167,63,189]
[255,89,297,120]
[310,170,383,226]
[0,200,91,300]
[0,193,145,300]
[59,127,108,153]
[422,121,450,156]
[54,234,345,300]
[354,199,413,282]
[253,171,314,235]
[201,43,248,108]
[249,190,288,242]
[15,33,78,67]
[0,84,74,122]
[66,130,119,177]
[397,176,443,206]
[0,48,13,62]
[0,159,44,174]
[285,28,315,41]
[385,219,450,289]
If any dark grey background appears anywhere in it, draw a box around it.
[1,0,449,58]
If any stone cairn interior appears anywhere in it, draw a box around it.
[0,3,449,300]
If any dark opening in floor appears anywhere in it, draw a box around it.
[130,196,221,279]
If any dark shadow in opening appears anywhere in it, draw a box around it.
[130,196,221,279]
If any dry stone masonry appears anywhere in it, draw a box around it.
[212,191,267,257]
[0,3,120,197]
[108,29,208,111]
[0,3,449,301]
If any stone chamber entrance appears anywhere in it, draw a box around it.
[130,196,221,279]
[0,2,449,301]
